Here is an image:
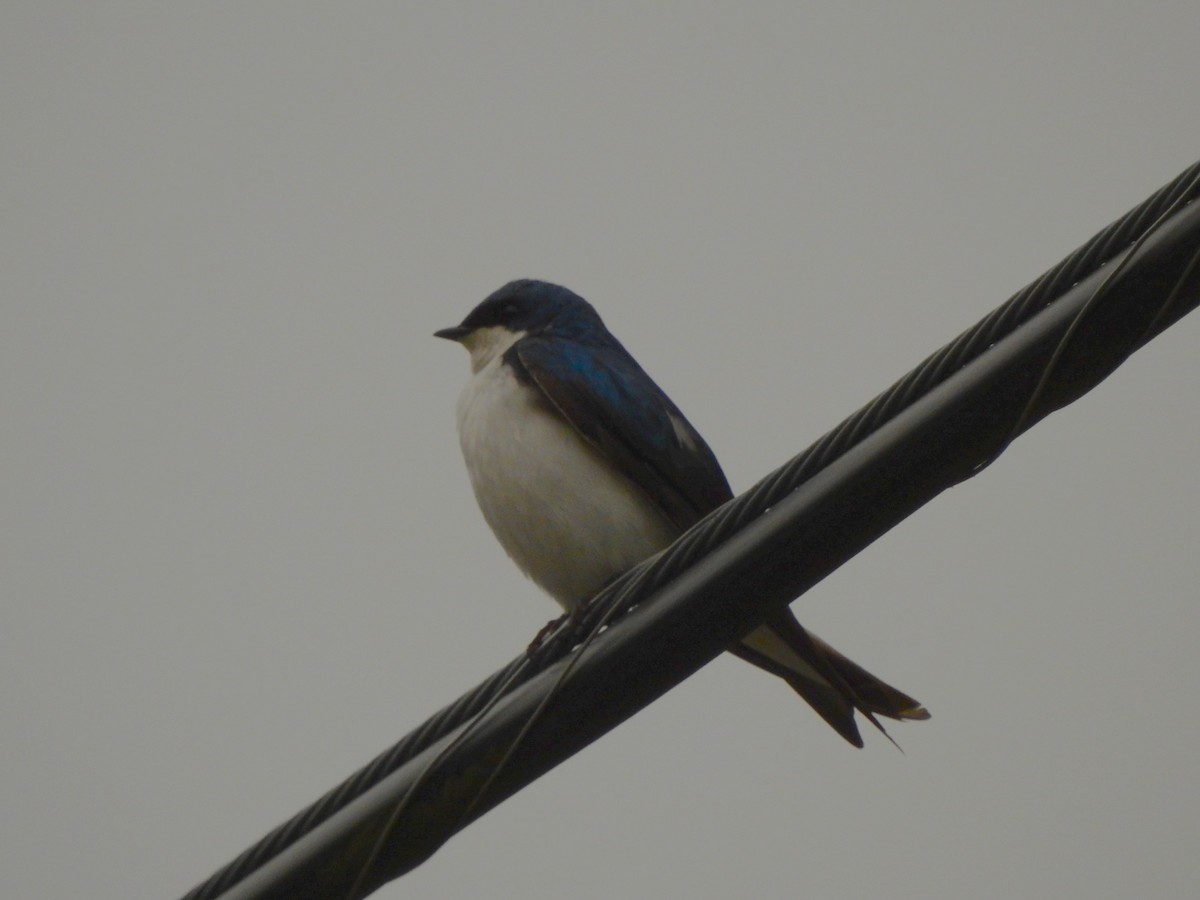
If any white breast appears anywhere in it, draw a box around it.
[455,347,678,609]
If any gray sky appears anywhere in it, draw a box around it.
[5,4,1200,899]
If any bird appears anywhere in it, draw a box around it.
[436,279,928,746]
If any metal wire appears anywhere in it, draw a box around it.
[180,159,1200,900]
[556,159,1200,675]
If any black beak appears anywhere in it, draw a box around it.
[434,325,471,342]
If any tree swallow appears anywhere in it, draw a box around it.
[437,279,928,746]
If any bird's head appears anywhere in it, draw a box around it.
[435,279,605,372]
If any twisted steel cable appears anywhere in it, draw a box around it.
[181,159,1200,900]
[568,158,1200,650]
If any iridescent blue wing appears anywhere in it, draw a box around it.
[512,336,732,530]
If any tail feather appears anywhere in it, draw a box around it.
[732,608,928,748]
[808,630,930,722]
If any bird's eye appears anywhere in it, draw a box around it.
[500,301,519,319]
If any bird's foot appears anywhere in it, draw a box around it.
[526,612,571,658]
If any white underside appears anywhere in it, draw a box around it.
[455,328,677,608]
[451,325,830,690]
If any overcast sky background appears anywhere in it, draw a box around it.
[5,4,1200,899]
